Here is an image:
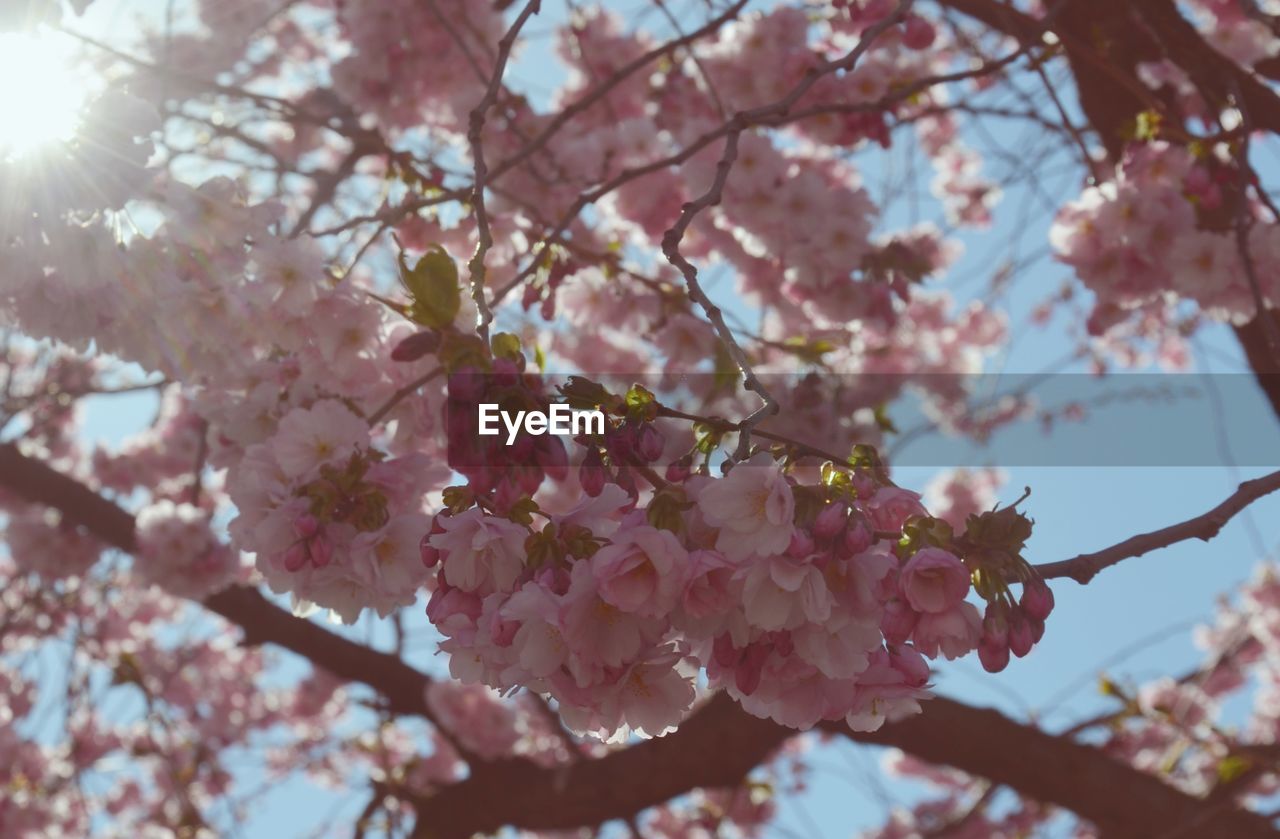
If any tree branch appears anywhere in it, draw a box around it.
[0,443,470,753]
[4,445,1277,839]
[464,0,543,343]
[1035,469,1280,584]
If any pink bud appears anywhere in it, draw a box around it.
[1020,577,1055,621]
[770,631,794,658]
[580,448,606,497]
[509,433,535,461]
[492,619,519,647]
[665,454,693,483]
[737,644,771,696]
[978,637,1010,673]
[491,358,520,387]
[283,542,309,572]
[712,633,741,668]
[787,529,816,558]
[608,426,636,460]
[902,15,936,50]
[309,533,334,567]
[637,423,665,462]
[844,517,873,554]
[1008,608,1034,658]
[390,330,440,362]
[813,502,848,541]
[292,513,319,539]
[983,601,1009,645]
[888,644,930,686]
[880,599,919,645]
[420,533,440,568]
[535,436,569,477]
[447,368,486,402]
[735,663,763,696]
[1029,615,1046,644]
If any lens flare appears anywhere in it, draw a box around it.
[0,32,92,156]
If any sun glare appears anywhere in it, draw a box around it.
[0,32,93,157]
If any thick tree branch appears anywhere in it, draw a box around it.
[407,691,1278,839]
[0,443,461,740]
[1036,469,1280,584]
[5,445,1277,838]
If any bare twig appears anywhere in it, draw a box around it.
[1035,469,1280,584]
[366,367,443,428]
[465,0,544,343]
[660,2,912,461]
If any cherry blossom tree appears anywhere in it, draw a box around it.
[3,0,1280,836]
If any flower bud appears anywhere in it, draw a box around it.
[983,600,1009,645]
[491,618,519,647]
[712,633,741,668]
[637,423,665,462]
[881,598,919,645]
[283,541,309,572]
[580,448,606,497]
[844,517,873,554]
[491,357,521,387]
[787,529,816,558]
[292,512,319,539]
[317,531,338,564]
[1008,607,1034,658]
[535,436,569,477]
[448,368,486,402]
[1020,577,1055,621]
[813,502,848,541]
[902,15,936,50]
[420,533,441,568]
[665,454,693,483]
[390,330,441,362]
[978,637,1011,673]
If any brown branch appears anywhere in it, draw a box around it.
[1,443,1275,838]
[0,442,475,759]
[465,0,543,343]
[484,0,749,186]
[1035,469,1280,584]
[366,367,443,428]
[406,691,1278,839]
[659,3,912,461]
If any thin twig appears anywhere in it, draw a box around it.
[1035,470,1280,584]
[367,367,443,427]
[660,2,913,461]
[465,0,544,343]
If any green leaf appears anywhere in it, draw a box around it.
[491,332,522,362]
[1217,754,1253,784]
[400,245,460,328]
[646,488,693,534]
[625,384,655,410]
[437,332,490,373]
[872,403,898,435]
[507,496,540,526]
[559,377,614,411]
[781,336,835,364]
[442,485,475,514]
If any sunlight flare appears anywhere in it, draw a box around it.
[0,31,93,156]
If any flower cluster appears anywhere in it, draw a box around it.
[1052,141,1280,325]
[423,362,1052,739]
